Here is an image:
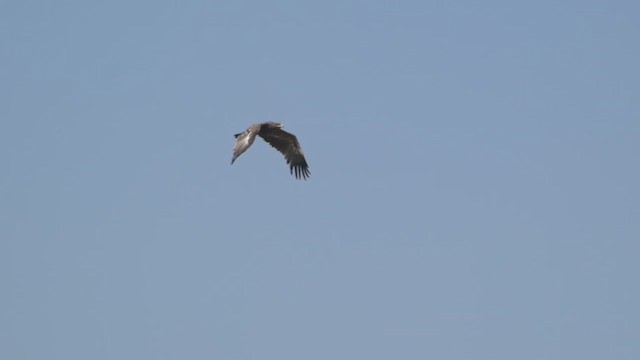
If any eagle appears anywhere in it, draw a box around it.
[231,122,310,180]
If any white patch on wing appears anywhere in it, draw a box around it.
[231,130,258,164]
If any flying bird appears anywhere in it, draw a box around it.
[231,122,310,180]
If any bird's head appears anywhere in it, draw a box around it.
[266,121,284,129]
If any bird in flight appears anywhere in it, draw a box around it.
[231,122,311,180]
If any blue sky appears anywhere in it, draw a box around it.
[2,1,639,359]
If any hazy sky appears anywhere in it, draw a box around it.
[2,1,639,359]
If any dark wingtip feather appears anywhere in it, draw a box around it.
[290,164,311,180]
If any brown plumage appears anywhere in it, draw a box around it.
[231,122,310,180]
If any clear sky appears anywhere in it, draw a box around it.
[2,1,639,359]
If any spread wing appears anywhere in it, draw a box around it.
[258,128,311,180]
[231,128,258,164]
